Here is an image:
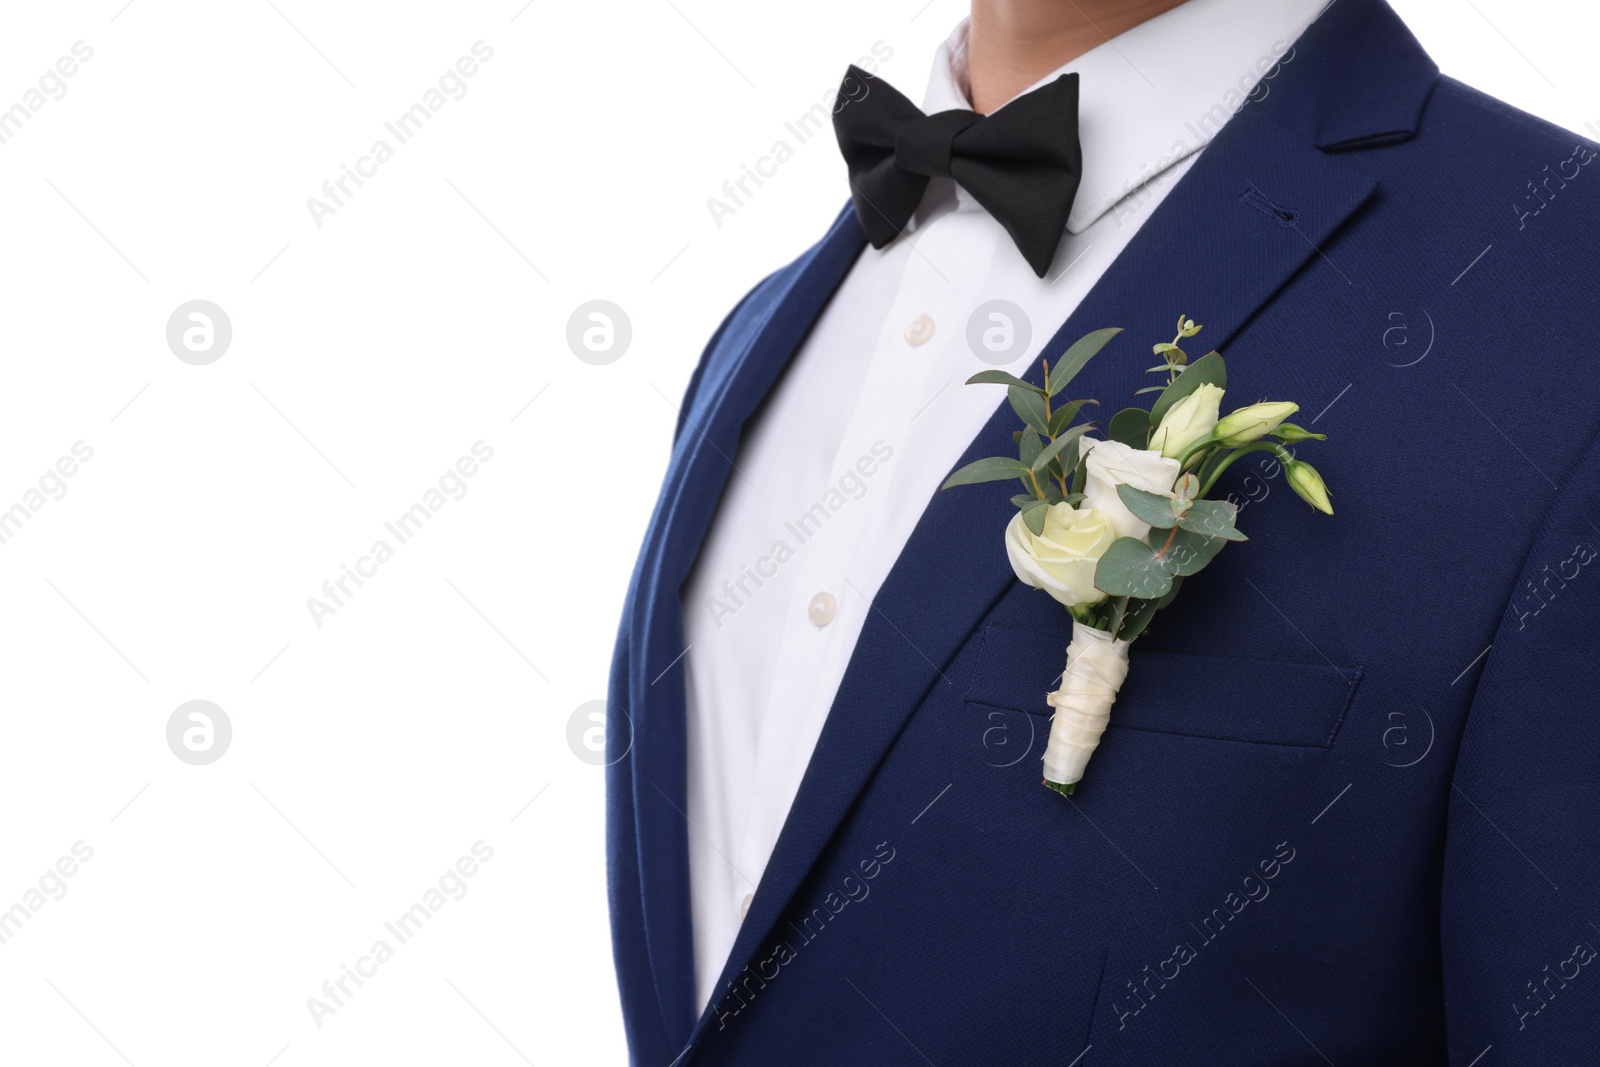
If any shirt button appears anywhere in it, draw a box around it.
[740,892,754,920]
[903,314,935,346]
[808,591,838,627]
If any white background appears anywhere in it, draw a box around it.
[0,1,1593,1063]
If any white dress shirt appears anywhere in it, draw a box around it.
[681,0,1331,1011]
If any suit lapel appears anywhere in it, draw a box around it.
[628,204,867,1048]
[687,52,1404,1053]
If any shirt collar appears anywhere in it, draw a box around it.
[922,0,1333,234]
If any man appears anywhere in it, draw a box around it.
[609,0,1600,1061]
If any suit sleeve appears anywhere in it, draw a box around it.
[604,267,777,1064]
[1440,429,1600,1062]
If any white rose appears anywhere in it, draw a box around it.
[1080,438,1181,541]
[1149,382,1224,459]
[1004,502,1117,608]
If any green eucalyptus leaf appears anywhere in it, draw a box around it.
[1109,595,1131,633]
[1048,398,1097,437]
[1047,327,1122,396]
[1093,536,1176,599]
[1019,428,1043,466]
[941,456,1032,490]
[1116,596,1162,641]
[1048,438,1078,482]
[1022,500,1049,535]
[1097,522,1232,597]
[1149,351,1227,426]
[1032,423,1094,473]
[1132,385,1167,396]
[1164,527,1229,576]
[967,369,1045,394]
[1115,484,1183,529]
[1009,386,1051,436]
[1156,574,1185,608]
[1176,498,1247,541]
[1010,493,1040,510]
[1109,407,1153,449]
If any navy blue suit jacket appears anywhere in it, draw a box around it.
[609,1,1600,1062]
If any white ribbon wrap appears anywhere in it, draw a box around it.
[1041,621,1131,785]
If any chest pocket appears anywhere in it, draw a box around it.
[963,622,1362,748]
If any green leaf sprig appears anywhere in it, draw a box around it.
[941,316,1334,643]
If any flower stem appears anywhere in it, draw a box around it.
[1174,435,1218,470]
[1151,523,1180,562]
[1198,442,1293,497]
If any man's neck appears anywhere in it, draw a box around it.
[966,0,1190,113]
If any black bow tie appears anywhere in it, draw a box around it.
[830,65,1083,278]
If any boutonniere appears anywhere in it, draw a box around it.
[941,316,1333,796]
